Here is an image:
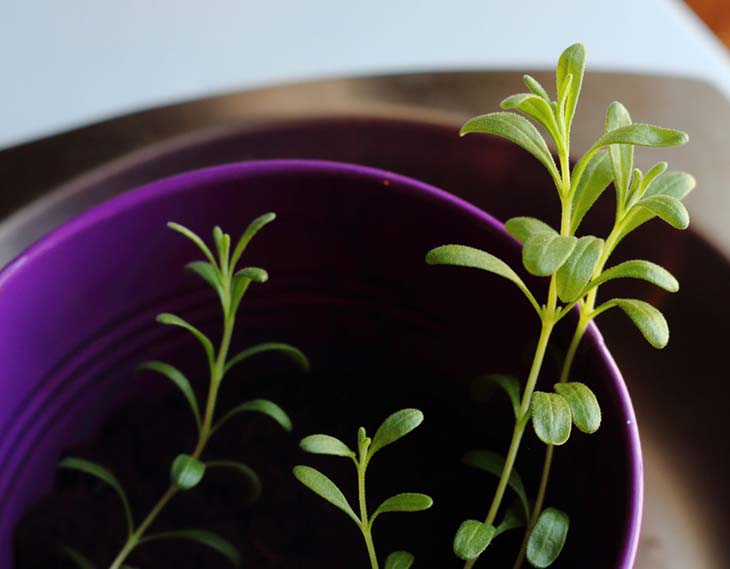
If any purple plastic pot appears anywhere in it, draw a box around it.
[0,160,641,567]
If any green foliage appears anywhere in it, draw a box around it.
[526,508,570,568]
[295,410,432,569]
[471,374,521,419]
[453,520,496,561]
[444,42,691,568]
[60,214,307,569]
[462,450,529,516]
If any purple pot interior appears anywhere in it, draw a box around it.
[0,160,641,567]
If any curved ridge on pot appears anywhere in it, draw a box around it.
[0,159,641,569]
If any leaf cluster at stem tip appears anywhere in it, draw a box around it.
[59,213,310,569]
[427,42,694,569]
[294,409,433,569]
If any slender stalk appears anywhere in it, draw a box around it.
[357,458,379,569]
[107,289,236,569]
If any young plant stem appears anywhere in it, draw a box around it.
[108,307,236,569]
[357,454,379,569]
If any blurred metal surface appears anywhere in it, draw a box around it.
[0,71,728,568]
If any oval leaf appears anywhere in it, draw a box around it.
[598,298,669,348]
[213,399,292,435]
[171,454,206,490]
[225,342,309,374]
[373,493,433,521]
[522,234,577,276]
[588,260,679,293]
[59,458,133,533]
[644,170,696,200]
[605,102,634,204]
[369,409,424,457]
[570,151,613,233]
[453,520,496,561]
[234,266,269,283]
[293,465,359,525]
[230,212,276,269]
[167,222,217,266]
[501,94,561,142]
[136,361,201,430]
[207,461,262,504]
[495,500,527,537]
[505,217,555,244]
[460,112,559,181]
[527,507,570,568]
[142,529,241,568]
[156,313,214,367]
[531,392,572,445]
[300,434,355,457]
[462,450,529,516]
[385,551,415,569]
[556,236,604,303]
[554,382,601,434]
[636,195,689,230]
[556,43,586,129]
[523,74,550,101]
[426,245,537,310]
[186,261,222,291]
[593,123,689,149]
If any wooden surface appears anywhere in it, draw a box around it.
[687,0,730,45]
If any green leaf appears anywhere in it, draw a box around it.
[372,493,433,522]
[426,245,538,312]
[605,102,634,205]
[530,392,572,445]
[588,260,679,293]
[369,408,424,458]
[171,454,206,490]
[504,217,555,244]
[385,551,415,569]
[527,507,570,568]
[224,342,309,374]
[453,520,496,561]
[230,273,253,313]
[472,374,521,419]
[213,399,292,435]
[141,529,241,568]
[300,434,355,457]
[556,43,586,130]
[186,261,221,291]
[556,236,604,303]
[592,123,689,149]
[570,151,613,233]
[554,382,601,434]
[59,546,96,569]
[206,461,262,504]
[156,313,214,368]
[522,233,577,276]
[495,500,527,537]
[523,74,550,101]
[136,361,201,430]
[59,458,133,534]
[636,195,689,230]
[644,170,695,200]
[234,266,269,283]
[460,112,559,182]
[167,222,218,266]
[501,93,561,143]
[462,450,529,516]
[595,298,669,348]
[640,162,669,197]
[230,212,276,269]
[293,465,359,525]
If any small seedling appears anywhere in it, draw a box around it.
[427,43,693,567]
[59,213,309,569]
[294,409,433,569]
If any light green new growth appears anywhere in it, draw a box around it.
[59,213,309,569]
[294,409,433,569]
[427,43,693,568]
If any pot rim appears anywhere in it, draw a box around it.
[0,158,642,567]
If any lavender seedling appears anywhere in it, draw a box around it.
[427,43,693,567]
[294,409,433,569]
[59,213,309,569]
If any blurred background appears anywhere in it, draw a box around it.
[2,0,730,148]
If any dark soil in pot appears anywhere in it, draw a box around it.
[14,331,624,569]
